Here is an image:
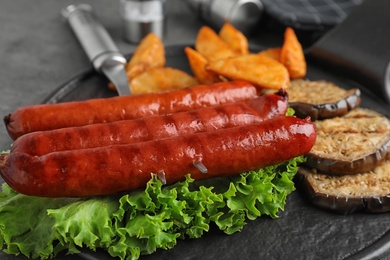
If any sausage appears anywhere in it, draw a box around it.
[0,116,316,197]
[11,92,288,156]
[4,80,259,140]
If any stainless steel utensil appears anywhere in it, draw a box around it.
[61,4,131,96]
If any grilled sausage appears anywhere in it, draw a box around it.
[4,80,258,140]
[11,92,288,156]
[0,116,316,197]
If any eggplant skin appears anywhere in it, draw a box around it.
[295,167,390,214]
[305,107,390,175]
[289,88,361,121]
[305,139,390,175]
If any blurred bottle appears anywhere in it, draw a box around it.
[186,0,264,35]
[120,0,166,43]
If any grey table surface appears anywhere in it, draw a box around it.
[2,1,390,260]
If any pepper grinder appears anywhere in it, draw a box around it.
[120,0,166,43]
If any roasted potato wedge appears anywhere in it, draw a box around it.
[207,54,290,89]
[258,48,281,61]
[130,67,199,94]
[126,33,165,79]
[108,33,166,92]
[280,27,306,79]
[184,47,221,84]
[195,26,236,61]
[219,22,249,55]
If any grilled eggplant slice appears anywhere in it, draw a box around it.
[288,79,361,120]
[296,160,390,214]
[306,108,390,175]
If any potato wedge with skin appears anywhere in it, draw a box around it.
[108,33,165,91]
[219,23,249,55]
[195,26,236,61]
[280,27,306,79]
[130,67,199,94]
[184,47,221,84]
[258,48,281,61]
[126,33,166,79]
[207,54,290,89]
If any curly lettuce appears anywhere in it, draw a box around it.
[0,156,305,260]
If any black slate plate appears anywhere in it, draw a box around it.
[37,45,390,260]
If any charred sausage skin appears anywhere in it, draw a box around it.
[11,92,288,156]
[5,80,259,140]
[0,116,316,197]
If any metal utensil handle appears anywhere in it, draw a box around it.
[61,4,126,70]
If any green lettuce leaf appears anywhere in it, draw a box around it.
[48,197,119,254]
[0,156,305,260]
[0,183,77,259]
